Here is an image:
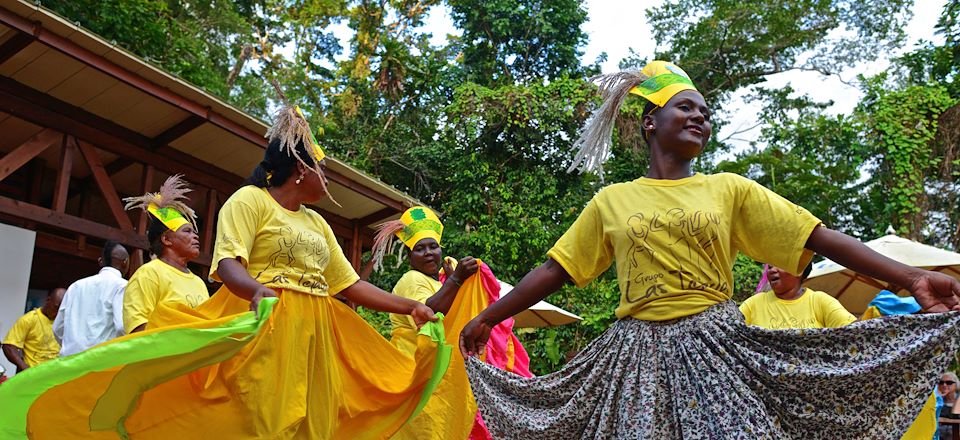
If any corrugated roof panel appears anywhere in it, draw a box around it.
[169,123,222,156]
[111,98,187,138]
[79,82,151,122]
[47,67,120,106]
[0,41,50,76]
[10,48,86,93]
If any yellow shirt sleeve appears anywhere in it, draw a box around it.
[547,196,613,288]
[318,217,360,295]
[812,290,856,328]
[123,266,161,333]
[210,191,261,281]
[2,312,31,348]
[731,178,822,276]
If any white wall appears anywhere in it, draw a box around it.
[0,222,36,377]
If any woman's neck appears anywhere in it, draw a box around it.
[160,253,190,273]
[267,186,302,211]
[645,155,694,180]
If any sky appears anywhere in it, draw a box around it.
[336,0,947,151]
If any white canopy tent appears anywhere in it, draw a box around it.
[804,234,960,316]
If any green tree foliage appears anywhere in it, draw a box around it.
[646,0,912,104]
[40,0,960,375]
[857,76,956,241]
[447,0,589,85]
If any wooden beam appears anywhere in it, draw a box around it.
[357,207,398,226]
[350,222,362,270]
[0,32,34,65]
[104,157,136,177]
[137,165,155,233]
[0,128,60,181]
[202,188,217,254]
[34,231,101,261]
[151,115,205,149]
[76,139,134,231]
[324,168,405,211]
[52,135,75,213]
[0,76,242,196]
[0,194,147,249]
[0,14,267,148]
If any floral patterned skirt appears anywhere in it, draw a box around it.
[465,301,960,439]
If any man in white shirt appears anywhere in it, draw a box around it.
[53,241,130,356]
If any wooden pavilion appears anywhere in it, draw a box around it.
[0,0,416,298]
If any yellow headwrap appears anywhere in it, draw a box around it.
[396,206,443,249]
[627,60,698,107]
[371,206,444,271]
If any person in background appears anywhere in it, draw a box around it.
[940,372,959,417]
[53,241,130,356]
[2,288,65,372]
[739,262,856,329]
[122,174,209,333]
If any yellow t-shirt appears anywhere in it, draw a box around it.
[210,186,360,297]
[390,270,443,355]
[547,173,821,321]
[123,259,209,333]
[3,308,60,367]
[738,289,856,329]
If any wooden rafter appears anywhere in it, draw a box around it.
[0,76,242,195]
[136,164,155,234]
[0,128,60,181]
[76,139,134,231]
[151,115,205,149]
[202,188,218,254]
[52,135,74,213]
[0,194,146,249]
[0,32,34,65]
[0,13,266,148]
[358,207,398,226]
[324,168,405,211]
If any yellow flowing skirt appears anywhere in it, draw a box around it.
[20,287,445,439]
[391,268,494,440]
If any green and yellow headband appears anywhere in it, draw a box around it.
[123,174,197,232]
[628,60,698,107]
[568,60,700,175]
[146,203,189,232]
[371,206,444,271]
[396,206,443,249]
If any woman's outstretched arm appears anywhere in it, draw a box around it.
[459,258,571,357]
[805,226,960,312]
[340,280,439,327]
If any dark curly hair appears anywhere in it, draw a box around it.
[245,137,316,188]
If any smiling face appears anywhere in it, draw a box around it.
[643,90,712,159]
[163,223,201,260]
[409,238,442,278]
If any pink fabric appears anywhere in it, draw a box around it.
[754,263,771,294]
[441,261,533,439]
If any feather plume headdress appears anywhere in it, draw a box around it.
[568,61,698,176]
[370,207,443,271]
[266,80,338,206]
[123,174,197,232]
